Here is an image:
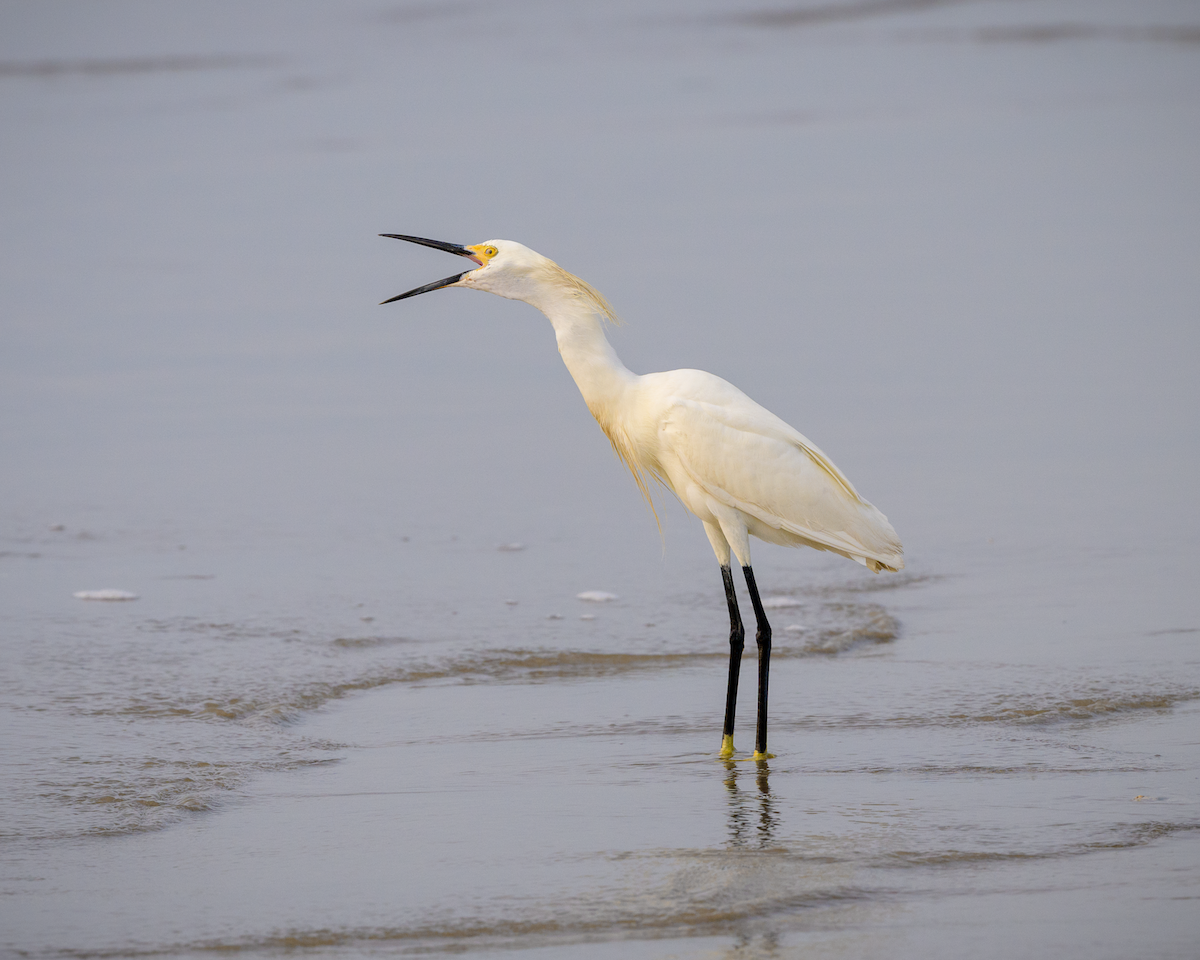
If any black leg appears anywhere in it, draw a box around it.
[719,564,745,759]
[742,565,773,759]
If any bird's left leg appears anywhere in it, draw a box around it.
[742,565,774,760]
[703,522,743,759]
[719,564,745,759]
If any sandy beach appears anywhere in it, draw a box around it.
[2,1,1198,956]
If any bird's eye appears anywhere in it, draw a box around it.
[485,246,498,258]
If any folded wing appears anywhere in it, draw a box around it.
[658,378,903,571]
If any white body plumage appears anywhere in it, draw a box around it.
[382,234,903,758]
[449,239,903,575]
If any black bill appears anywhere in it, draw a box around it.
[379,234,480,304]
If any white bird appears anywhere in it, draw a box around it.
[381,235,903,760]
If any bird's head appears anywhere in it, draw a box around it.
[379,235,552,305]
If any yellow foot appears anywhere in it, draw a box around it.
[751,751,776,761]
[718,734,735,759]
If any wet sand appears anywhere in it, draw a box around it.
[2,0,1199,956]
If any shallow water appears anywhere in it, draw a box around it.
[2,0,1199,956]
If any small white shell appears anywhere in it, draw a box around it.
[73,589,138,601]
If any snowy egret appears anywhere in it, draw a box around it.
[381,235,903,760]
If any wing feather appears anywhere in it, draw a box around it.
[659,387,903,570]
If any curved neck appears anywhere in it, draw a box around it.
[531,291,636,413]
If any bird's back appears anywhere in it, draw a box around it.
[629,369,903,572]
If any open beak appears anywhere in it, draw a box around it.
[379,234,482,304]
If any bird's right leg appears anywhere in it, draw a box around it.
[719,563,746,759]
[742,565,774,760]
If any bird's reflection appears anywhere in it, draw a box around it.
[723,760,779,849]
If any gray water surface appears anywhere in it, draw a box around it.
[2,1,1199,956]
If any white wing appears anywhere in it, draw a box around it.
[649,371,904,571]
